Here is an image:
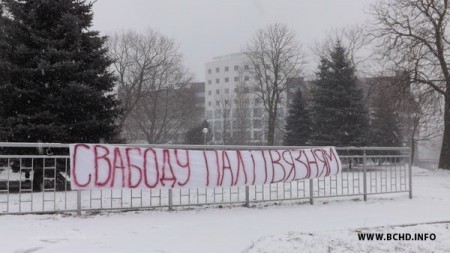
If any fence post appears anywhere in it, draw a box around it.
[409,150,413,199]
[363,150,367,201]
[76,190,82,216]
[168,189,173,211]
[309,179,314,205]
[245,186,250,207]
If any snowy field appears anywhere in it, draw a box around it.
[0,167,449,253]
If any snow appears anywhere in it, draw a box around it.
[247,224,450,252]
[1,167,449,253]
[0,168,29,181]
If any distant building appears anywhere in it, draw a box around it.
[205,53,305,145]
[359,75,443,162]
[185,82,206,126]
[172,82,206,143]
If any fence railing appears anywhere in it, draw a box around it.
[0,143,412,215]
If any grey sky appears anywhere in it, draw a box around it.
[92,0,375,81]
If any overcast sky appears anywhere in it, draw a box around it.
[92,0,375,81]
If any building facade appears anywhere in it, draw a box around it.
[205,53,304,145]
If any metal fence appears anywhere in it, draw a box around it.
[0,143,412,215]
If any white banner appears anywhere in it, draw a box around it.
[69,144,341,190]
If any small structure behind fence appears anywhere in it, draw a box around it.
[415,159,439,170]
[0,143,412,215]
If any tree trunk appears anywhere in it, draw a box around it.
[267,114,275,146]
[438,97,450,170]
[411,136,415,167]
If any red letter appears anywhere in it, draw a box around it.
[72,144,91,187]
[235,151,248,185]
[313,149,330,177]
[160,150,177,187]
[143,148,159,188]
[94,145,112,187]
[111,147,126,187]
[294,150,311,180]
[269,150,286,183]
[203,151,210,187]
[220,151,234,186]
[175,149,190,186]
[304,149,319,178]
[322,148,340,175]
[215,150,221,185]
[126,148,143,188]
[250,153,256,185]
[283,150,296,181]
[261,150,269,184]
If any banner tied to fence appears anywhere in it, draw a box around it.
[69,144,342,190]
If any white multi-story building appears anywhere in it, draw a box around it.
[205,53,299,145]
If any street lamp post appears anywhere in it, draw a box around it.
[202,128,208,145]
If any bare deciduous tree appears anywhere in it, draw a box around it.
[232,82,252,144]
[214,92,233,144]
[407,96,443,163]
[108,30,167,128]
[392,74,444,163]
[244,23,304,145]
[370,0,450,169]
[108,29,193,143]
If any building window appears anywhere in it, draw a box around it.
[216,67,220,73]
[215,109,221,117]
[254,97,261,105]
[253,108,262,117]
[253,131,262,140]
[234,76,239,82]
[208,90,212,95]
[277,107,284,117]
[208,80,212,85]
[206,110,213,119]
[216,78,220,84]
[208,69,212,74]
[225,77,229,83]
[234,65,239,71]
[253,119,262,128]
[214,120,221,129]
[216,89,220,95]
[244,65,249,70]
[225,66,229,72]
[208,101,212,106]
[244,76,249,81]
[225,88,229,94]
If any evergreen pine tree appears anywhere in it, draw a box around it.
[0,0,121,143]
[284,89,312,146]
[310,42,368,146]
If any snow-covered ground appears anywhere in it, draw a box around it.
[1,167,449,253]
